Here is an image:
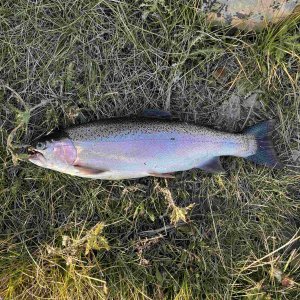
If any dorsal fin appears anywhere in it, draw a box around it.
[142,109,172,119]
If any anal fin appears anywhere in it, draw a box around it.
[198,157,225,174]
[149,172,175,178]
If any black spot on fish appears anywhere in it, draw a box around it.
[170,137,175,140]
[272,3,281,10]
[235,12,250,20]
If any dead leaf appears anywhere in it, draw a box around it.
[85,223,110,255]
[281,276,295,287]
[212,67,226,82]
[155,182,194,225]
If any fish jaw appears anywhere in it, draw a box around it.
[28,150,47,167]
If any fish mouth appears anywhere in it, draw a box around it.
[28,147,45,162]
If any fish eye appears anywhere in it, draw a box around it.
[36,142,46,150]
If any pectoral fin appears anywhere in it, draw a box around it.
[74,165,108,175]
[149,172,175,178]
[198,157,225,173]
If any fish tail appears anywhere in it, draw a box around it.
[243,120,283,169]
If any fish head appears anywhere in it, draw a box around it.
[28,134,77,172]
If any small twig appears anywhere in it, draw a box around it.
[138,222,186,237]
[3,84,27,108]
[28,99,53,113]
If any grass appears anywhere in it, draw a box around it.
[0,0,299,299]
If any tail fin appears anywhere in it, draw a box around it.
[243,120,283,169]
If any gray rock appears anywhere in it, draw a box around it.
[202,0,300,30]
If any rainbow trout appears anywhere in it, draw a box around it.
[28,115,282,180]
